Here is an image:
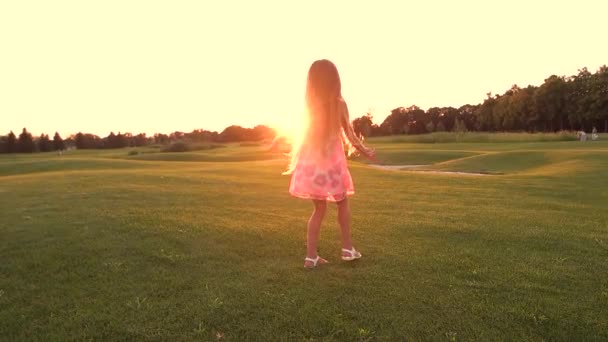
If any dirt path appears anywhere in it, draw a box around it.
[368,164,492,176]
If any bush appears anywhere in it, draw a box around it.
[161,141,190,152]
[240,142,260,147]
[370,131,579,144]
[160,141,225,153]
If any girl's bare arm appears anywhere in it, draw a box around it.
[339,99,376,160]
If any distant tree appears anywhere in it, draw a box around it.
[426,107,442,128]
[64,137,76,149]
[5,63,602,151]
[6,131,17,153]
[169,131,185,142]
[370,124,383,136]
[445,107,459,130]
[185,129,220,143]
[454,118,468,132]
[566,67,594,130]
[0,136,7,153]
[210,130,220,142]
[133,133,148,147]
[74,132,101,149]
[38,134,52,152]
[124,132,133,147]
[88,134,103,148]
[492,93,510,131]
[510,85,536,131]
[495,84,526,131]
[154,133,170,144]
[219,125,250,142]
[474,93,497,131]
[590,65,608,132]
[430,107,458,132]
[312,64,603,135]
[53,132,65,151]
[116,132,128,148]
[352,112,374,138]
[406,105,428,134]
[106,132,117,148]
[534,75,566,131]
[101,132,129,149]
[251,125,276,141]
[380,107,409,135]
[17,128,35,153]
[458,104,478,131]
[436,121,446,132]
[188,129,206,142]
[75,132,85,149]
[110,133,119,148]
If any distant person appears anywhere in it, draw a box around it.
[592,126,599,141]
[284,59,376,268]
[577,130,587,142]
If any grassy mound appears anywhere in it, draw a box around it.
[1,137,607,340]
[371,131,578,144]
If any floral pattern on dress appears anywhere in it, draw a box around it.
[289,139,354,202]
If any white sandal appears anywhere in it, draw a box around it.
[304,256,328,268]
[341,248,362,261]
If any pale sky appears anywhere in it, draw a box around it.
[1,0,606,137]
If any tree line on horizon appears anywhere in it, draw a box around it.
[1,65,606,154]
[352,65,607,137]
[0,125,277,153]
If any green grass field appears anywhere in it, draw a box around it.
[1,134,607,341]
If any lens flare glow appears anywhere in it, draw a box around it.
[271,111,309,151]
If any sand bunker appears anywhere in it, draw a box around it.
[368,164,493,176]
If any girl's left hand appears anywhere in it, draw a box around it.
[365,148,378,163]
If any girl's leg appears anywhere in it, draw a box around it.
[336,197,355,255]
[305,200,328,266]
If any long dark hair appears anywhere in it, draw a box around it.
[285,59,370,174]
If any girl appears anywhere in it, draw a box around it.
[285,59,376,268]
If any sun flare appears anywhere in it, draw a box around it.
[271,111,309,149]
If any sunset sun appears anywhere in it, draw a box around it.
[271,111,309,147]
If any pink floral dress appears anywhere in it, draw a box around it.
[289,139,354,202]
